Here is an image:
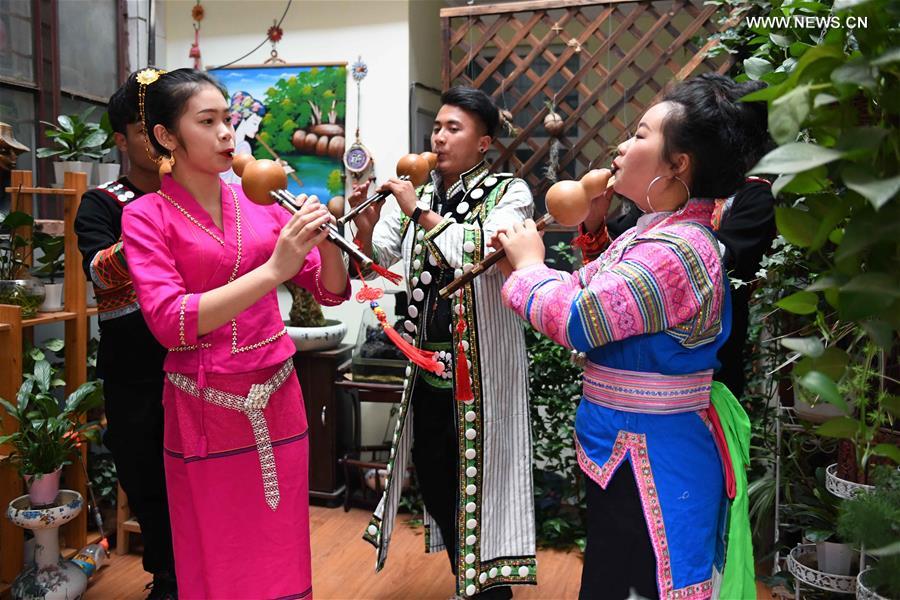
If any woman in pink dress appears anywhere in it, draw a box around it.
[121,68,350,599]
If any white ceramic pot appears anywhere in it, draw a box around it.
[815,541,855,576]
[39,280,64,312]
[95,162,121,184]
[53,160,94,186]
[285,319,347,352]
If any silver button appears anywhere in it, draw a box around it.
[456,201,470,214]
[408,306,419,318]
[466,466,477,477]
[484,176,497,186]
[465,448,476,460]
[412,288,424,302]
[463,241,476,253]
[420,271,432,285]
[501,566,512,577]
[467,518,477,529]
[470,188,484,200]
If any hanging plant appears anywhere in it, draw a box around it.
[543,101,565,182]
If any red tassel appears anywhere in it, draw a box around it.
[370,261,403,285]
[454,320,474,403]
[374,307,443,374]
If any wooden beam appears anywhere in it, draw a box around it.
[441,0,639,18]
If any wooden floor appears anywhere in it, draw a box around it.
[86,505,582,599]
[85,505,776,599]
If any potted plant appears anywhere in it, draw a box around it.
[0,359,103,506]
[282,281,347,351]
[35,107,109,186]
[94,110,120,184]
[0,210,44,318]
[837,467,900,600]
[31,228,65,312]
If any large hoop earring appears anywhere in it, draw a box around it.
[673,176,691,203]
[645,175,664,213]
[645,175,692,213]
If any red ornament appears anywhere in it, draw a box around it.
[267,24,283,43]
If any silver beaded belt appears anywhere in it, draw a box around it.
[167,360,295,510]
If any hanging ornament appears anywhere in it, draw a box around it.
[543,98,565,182]
[352,254,442,375]
[344,56,374,181]
[264,19,286,64]
[189,1,203,69]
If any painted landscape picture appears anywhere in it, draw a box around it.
[209,63,347,201]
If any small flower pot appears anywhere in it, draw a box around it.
[39,280,64,312]
[24,467,62,506]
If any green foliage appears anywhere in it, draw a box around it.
[717,0,899,483]
[0,359,103,478]
[88,453,118,507]
[36,107,110,161]
[31,231,65,283]
[526,241,587,549]
[0,211,35,280]
[258,67,347,157]
[837,467,900,597]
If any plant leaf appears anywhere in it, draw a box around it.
[776,291,819,314]
[775,206,819,248]
[870,444,900,465]
[781,336,824,357]
[793,347,849,381]
[815,416,858,438]
[744,57,774,80]
[770,85,811,145]
[842,166,900,210]
[750,143,844,175]
[799,371,847,411]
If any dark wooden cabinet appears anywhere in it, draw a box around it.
[293,344,352,505]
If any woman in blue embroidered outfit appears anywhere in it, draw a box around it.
[120,68,350,599]
[495,73,756,600]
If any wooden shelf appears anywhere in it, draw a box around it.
[22,311,78,327]
[121,518,141,534]
[3,186,76,195]
[1,169,90,589]
[87,307,98,316]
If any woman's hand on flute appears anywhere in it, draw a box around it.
[496,219,545,271]
[582,183,616,234]
[267,200,332,282]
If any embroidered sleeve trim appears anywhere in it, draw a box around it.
[89,241,130,289]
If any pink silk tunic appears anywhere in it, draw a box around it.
[122,175,349,599]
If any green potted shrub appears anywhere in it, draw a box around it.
[0,359,103,505]
[35,107,109,186]
[837,467,900,600]
[0,210,44,318]
[31,229,65,312]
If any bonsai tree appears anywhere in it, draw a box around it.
[31,230,65,284]
[837,466,900,597]
[35,107,109,162]
[284,281,326,327]
[0,359,103,479]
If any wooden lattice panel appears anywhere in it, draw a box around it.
[441,0,736,204]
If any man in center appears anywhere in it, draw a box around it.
[349,86,536,599]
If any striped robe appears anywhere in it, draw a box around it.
[362,163,537,597]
